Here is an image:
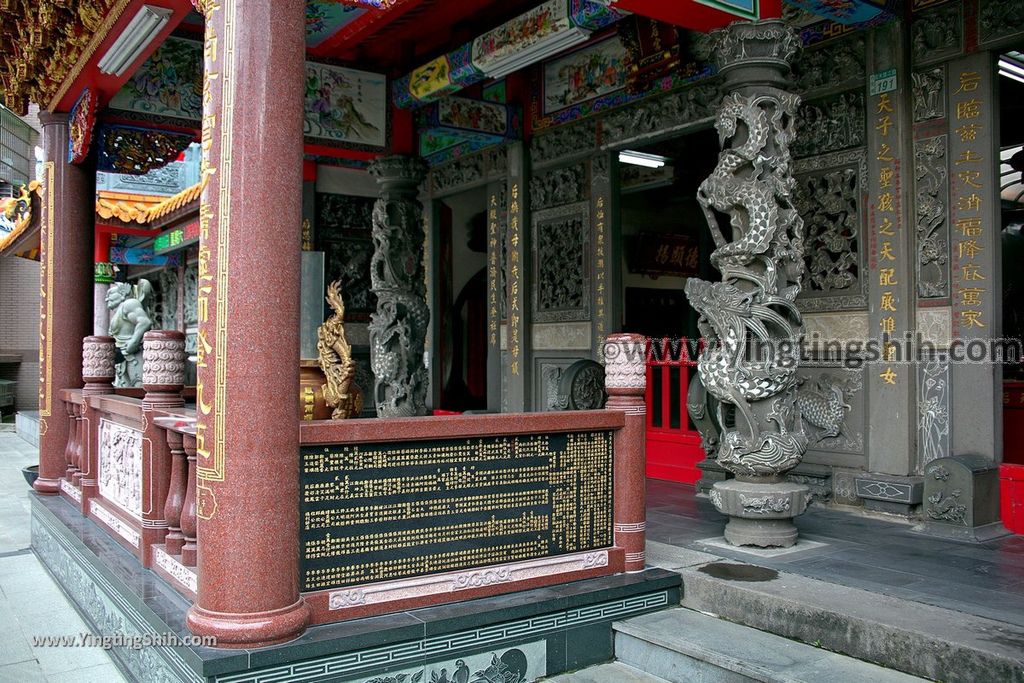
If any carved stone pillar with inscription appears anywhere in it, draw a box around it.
[685,21,810,547]
[368,155,430,418]
[604,333,648,571]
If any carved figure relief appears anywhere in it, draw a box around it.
[911,3,963,65]
[531,120,597,165]
[792,34,865,95]
[915,135,949,299]
[912,67,945,122]
[530,164,587,210]
[98,419,143,518]
[794,165,860,295]
[793,91,864,159]
[919,358,951,467]
[533,204,589,322]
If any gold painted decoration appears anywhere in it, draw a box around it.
[317,280,364,420]
[0,181,38,252]
[0,0,133,114]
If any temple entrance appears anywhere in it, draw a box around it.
[436,187,488,413]
[617,128,719,484]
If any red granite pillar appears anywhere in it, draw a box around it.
[34,113,94,495]
[185,0,310,647]
[604,333,649,572]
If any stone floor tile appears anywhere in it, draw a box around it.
[0,659,47,683]
[44,662,129,683]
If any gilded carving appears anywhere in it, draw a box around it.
[915,135,949,299]
[317,281,364,419]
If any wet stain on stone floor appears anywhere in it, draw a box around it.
[698,562,779,582]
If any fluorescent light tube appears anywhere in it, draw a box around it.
[999,58,1024,78]
[98,5,173,77]
[1000,68,1024,85]
[619,151,669,168]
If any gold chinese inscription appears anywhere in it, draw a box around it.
[487,191,500,348]
[595,194,606,358]
[299,431,614,591]
[951,68,988,334]
[873,92,900,385]
[509,182,521,376]
[38,162,54,422]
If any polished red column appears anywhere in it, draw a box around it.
[34,113,94,495]
[604,333,649,572]
[185,0,310,647]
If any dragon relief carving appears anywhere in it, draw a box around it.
[317,281,364,420]
[687,70,809,477]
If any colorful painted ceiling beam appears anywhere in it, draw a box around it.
[606,0,783,32]
[306,0,425,57]
[417,95,522,164]
[393,0,626,108]
[782,0,900,26]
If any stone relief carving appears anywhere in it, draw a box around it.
[795,164,861,295]
[912,3,962,65]
[531,120,597,165]
[979,0,1024,44]
[603,334,647,390]
[802,312,869,347]
[796,370,864,452]
[793,91,864,159]
[98,419,143,518]
[368,157,431,418]
[82,337,116,381]
[740,494,791,514]
[915,135,949,299]
[430,153,485,195]
[600,81,719,147]
[157,269,178,331]
[919,357,951,467]
[547,359,606,410]
[533,203,590,322]
[318,193,373,233]
[912,67,945,122]
[530,163,587,210]
[917,306,952,348]
[323,238,376,315]
[792,34,865,95]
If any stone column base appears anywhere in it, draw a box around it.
[695,457,730,495]
[709,479,809,548]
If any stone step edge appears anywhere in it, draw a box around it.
[675,562,1024,682]
[615,615,786,682]
[543,661,675,682]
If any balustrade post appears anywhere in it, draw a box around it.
[63,401,77,481]
[72,404,85,487]
[82,336,116,397]
[604,333,649,572]
[140,330,187,565]
[163,430,187,556]
[181,433,198,568]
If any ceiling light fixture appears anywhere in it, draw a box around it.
[618,150,669,168]
[97,5,173,77]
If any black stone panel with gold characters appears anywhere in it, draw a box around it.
[299,431,614,592]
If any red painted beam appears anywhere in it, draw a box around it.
[307,0,426,58]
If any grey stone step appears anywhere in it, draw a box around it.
[671,552,1024,683]
[544,662,673,682]
[615,607,927,683]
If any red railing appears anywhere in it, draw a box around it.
[644,338,705,484]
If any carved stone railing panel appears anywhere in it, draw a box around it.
[530,163,588,211]
[794,149,868,311]
[912,66,945,123]
[911,2,963,66]
[914,135,950,299]
[792,33,865,98]
[532,202,591,323]
[979,0,1024,45]
[793,90,865,159]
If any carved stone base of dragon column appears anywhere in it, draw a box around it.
[685,20,810,548]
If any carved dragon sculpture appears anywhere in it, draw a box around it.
[317,281,364,419]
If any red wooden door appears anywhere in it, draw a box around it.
[645,338,706,484]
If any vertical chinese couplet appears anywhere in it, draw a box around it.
[368,156,430,418]
[685,21,810,547]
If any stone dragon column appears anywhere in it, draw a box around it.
[685,21,809,547]
[368,156,430,418]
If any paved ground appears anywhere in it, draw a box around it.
[0,429,128,683]
[646,478,1024,628]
